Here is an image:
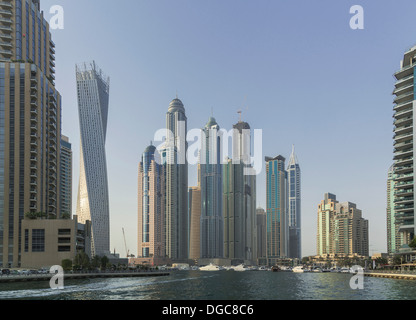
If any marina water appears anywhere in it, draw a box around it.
[0,270,415,300]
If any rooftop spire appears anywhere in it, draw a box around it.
[288,145,299,166]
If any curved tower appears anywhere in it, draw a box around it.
[76,62,110,258]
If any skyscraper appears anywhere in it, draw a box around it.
[317,193,369,257]
[76,61,110,258]
[265,155,288,266]
[0,0,61,268]
[60,135,72,218]
[163,98,188,261]
[138,144,165,259]
[392,45,416,246]
[188,185,201,261]
[223,119,256,263]
[287,146,301,259]
[200,117,223,259]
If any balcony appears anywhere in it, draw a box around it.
[395,189,414,197]
[394,172,414,182]
[394,92,414,105]
[394,124,413,135]
[395,165,413,174]
[394,148,413,160]
[394,83,414,96]
[0,10,12,17]
[0,49,12,57]
[0,18,12,25]
[395,63,415,79]
[394,116,413,127]
[394,106,413,118]
[394,204,414,213]
[0,26,12,33]
[0,2,13,9]
[394,132,413,143]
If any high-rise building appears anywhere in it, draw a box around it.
[256,207,267,263]
[138,144,165,259]
[76,61,110,258]
[223,119,256,263]
[392,46,416,245]
[188,185,201,261]
[60,135,72,218]
[265,155,288,266]
[163,98,188,261]
[0,0,61,268]
[287,146,301,259]
[387,165,402,254]
[200,117,223,259]
[317,193,369,257]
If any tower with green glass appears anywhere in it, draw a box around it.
[265,155,288,266]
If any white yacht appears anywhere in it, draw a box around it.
[199,264,221,271]
[232,264,249,272]
[292,266,305,273]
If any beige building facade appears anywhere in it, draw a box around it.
[20,215,91,269]
[317,193,369,258]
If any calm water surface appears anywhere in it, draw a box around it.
[0,270,415,300]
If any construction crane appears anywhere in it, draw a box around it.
[122,228,134,258]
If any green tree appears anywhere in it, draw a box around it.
[61,259,73,272]
[409,238,416,248]
[100,256,109,270]
[91,255,101,270]
[74,252,90,270]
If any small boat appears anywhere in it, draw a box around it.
[199,263,220,271]
[292,266,305,273]
[271,266,280,272]
[232,264,249,272]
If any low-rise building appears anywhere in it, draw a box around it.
[20,215,91,269]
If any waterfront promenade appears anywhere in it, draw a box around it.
[365,270,416,280]
[0,270,170,283]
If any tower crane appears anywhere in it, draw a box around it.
[122,228,134,258]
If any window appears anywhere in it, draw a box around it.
[32,229,45,252]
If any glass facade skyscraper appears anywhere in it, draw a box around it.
[287,146,301,259]
[265,155,288,266]
[76,61,110,258]
[223,120,256,264]
[200,117,223,259]
[138,144,165,259]
[163,98,188,261]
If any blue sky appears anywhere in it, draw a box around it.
[41,0,416,258]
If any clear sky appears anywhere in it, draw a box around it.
[41,0,416,258]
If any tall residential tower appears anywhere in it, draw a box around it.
[392,45,416,246]
[76,62,110,258]
[138,144,165,260]
[287,146,301,259]
[163,98,188,261]
[0,0,61,267]
[200,116,223,259]
[265,155,288,266]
